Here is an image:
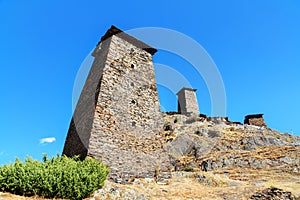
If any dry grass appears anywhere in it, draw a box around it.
[87,166,297,199]
[0,192,57,200]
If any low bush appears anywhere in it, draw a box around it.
[0,154,109,199]
[174,117,179,123]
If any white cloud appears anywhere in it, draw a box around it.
[39,137,56,144]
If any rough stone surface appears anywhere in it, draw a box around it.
[167,133,195,157]
[250,187,296,200]
[89,180,150,200]
[63,26,170,183]
[162,113,300,173]
[244,114,267,127]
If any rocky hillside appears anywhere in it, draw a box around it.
[89,113,300,199]
[163,113,300,174]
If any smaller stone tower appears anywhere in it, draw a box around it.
[177,87,199,115]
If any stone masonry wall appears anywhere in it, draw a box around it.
[87,35,170,183]
[244,114,267,127]
[248,118,267,127]
[177,88,199,115]
[63,38,111,159]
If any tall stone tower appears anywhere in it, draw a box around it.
[63,26,170,183]
[177,87,200,115]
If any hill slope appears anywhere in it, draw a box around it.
[90,114,300,199]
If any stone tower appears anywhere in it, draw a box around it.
[63,26,170,183]
[177,87,200,115]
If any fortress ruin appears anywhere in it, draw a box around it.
[63,25,267,183]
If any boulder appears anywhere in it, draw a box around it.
[167,134,195,157]
[208,130,222,138]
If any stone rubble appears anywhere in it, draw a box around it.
[250,187,296,200]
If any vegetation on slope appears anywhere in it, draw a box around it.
[0,155,109,200]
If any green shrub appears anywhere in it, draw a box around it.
[174,117,179,123]
[181,166,194,172]
[0,155,109,200]
[163,122,172,131]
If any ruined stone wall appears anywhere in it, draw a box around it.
[86,35,170,183]
[247,118,267,127]
[244,114,267,127]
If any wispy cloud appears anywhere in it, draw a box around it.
[39,137,56,144]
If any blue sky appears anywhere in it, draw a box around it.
[0,1,300,165]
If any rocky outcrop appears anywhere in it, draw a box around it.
[251,187,296,200]
[163,113,300,173]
